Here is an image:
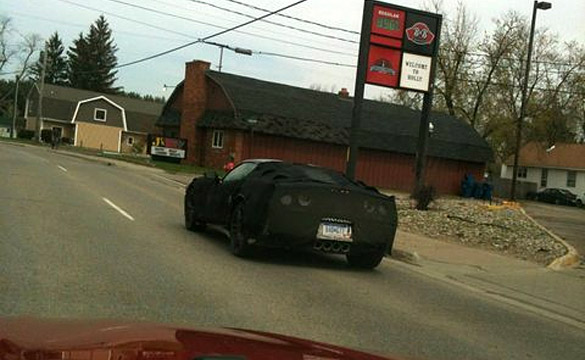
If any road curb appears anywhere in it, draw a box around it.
[53,150,119,166]
[519,207,581,270]
[390,248,421,265]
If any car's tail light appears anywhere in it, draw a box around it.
[363,200,376,213]
[298,195,312,206]
[280,195,292,206]
[378,205,388,216]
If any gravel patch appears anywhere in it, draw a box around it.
[397,197,567,265]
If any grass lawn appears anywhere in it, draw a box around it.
[97,151,222,175]
[0,137,38,145]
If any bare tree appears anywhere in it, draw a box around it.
[15,33,42,78]
[0,16,14,73]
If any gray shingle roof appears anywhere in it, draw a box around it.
[32,84,163,133]
[203,71,492,163]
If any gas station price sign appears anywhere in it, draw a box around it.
[362,1,441,93]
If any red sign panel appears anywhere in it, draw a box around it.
[366,45,401,88]
[371,5,405,39]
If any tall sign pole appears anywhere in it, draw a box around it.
[414,17,442,193]
[346,0,442,191]
[346,0,374,180]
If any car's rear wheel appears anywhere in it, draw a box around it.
[229,202,252,257]
[346,250,385,269]
[577,199,583,208]
[184,199,206,231]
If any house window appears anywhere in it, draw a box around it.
[567,171,577,188]
[127,136,134,145]
[540,168,548,187]
[517,167,527,179]
[94,108,107,122]
[212,130,224,149]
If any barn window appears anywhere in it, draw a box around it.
[127,136,134,145]
[517,167,527,179]
[567,171,576,187]
[94,108,107,122]
[212,130,224,149]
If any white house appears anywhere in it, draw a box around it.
[500,142,585,199]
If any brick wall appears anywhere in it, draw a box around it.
[180,60,210,164]
[201,128,239,169]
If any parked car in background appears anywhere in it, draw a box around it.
[527,188,578,206]
[184,160,398,269]
[577,193,584,208]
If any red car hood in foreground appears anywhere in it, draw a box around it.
[0,318,398,360]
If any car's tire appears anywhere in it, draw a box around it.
[229,202,252,257]
[577,199,583,208]
[184,199,206,231]
[346,250,385,269]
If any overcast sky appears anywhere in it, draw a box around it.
[3,0,584,100]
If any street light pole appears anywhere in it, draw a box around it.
[11,75,20,138]
[510,1,551,201]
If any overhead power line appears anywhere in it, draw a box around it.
[185,0,358,44]
[98,0,309,70]
[221,0,360,35]
[200,40,355,68]
[47,0,357,70]
[63,0,355,57]
[254,51,355,67]
[56,0,201,39]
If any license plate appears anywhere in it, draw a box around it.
[317,222,352,242]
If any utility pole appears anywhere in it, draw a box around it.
[346,0,374,180]
[11,75,20,138]
[218,46,224,72]
[35,49,47,142]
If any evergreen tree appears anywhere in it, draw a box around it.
[31,32,68,85]
[67,32,91,90]
[67,15,119,93]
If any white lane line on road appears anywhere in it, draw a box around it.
[102,197,135,221]
[57,165,68,172]
[152,173,187,188]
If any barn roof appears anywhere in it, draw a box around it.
[29,84,163,133]
[160,70,493,163]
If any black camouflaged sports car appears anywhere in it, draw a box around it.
[184,160,398,269]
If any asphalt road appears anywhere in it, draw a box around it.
[522,201,585,260]
[1,143,584,360]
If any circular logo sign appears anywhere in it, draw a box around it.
[406,22,435,46]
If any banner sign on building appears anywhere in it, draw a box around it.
[147,135,187,159]
[364,1,441,93]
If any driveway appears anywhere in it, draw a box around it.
[522,201,585,260]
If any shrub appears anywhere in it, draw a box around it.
[17,130,35,139]
[40,129,52,143]
[413,185,436,211]
[132,142,144,154]
[61,137,72,145]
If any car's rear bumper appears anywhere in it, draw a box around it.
[253,208,397,254]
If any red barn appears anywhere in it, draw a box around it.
[157,60,492,194]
